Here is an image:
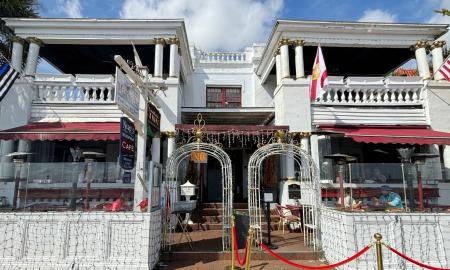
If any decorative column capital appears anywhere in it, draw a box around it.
[167,37,180,45]
[154,37,166,45]
[11,36,25,45]
[278,38,291,47]
[153,132,161,138]
[292,39,305,47]
[164,131,176,138]
[26,37,44,47]
[413,40,429,50]
[273,48,280,57]
[430,40,446,50]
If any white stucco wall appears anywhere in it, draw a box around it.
[426,81,450,132]
[183,63,256,108]
[0,79,35,130]
[273,78,312,132]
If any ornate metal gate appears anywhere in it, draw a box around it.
[162,115,233,251]
[247,132,321,249]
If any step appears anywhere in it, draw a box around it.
[201,203,248,209]
[192,215,281,224]
[187,222,286,231]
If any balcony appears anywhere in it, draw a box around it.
[34,74,115,103]
[311,76,428,126]
[31,74,122,122]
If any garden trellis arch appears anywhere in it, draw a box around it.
[164,141,233,251]
[247,142,321,249]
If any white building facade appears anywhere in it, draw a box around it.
[1,18,450,269]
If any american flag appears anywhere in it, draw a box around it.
[0,54,19,102]
[437,55,450,82]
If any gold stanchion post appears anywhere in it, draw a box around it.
[374,233,384,270]
[225,216,235,270]
[245,228,254,270]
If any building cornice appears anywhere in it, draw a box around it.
[256,19,449,79]
[3,18,194,77]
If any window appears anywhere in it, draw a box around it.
[206,87,241,108]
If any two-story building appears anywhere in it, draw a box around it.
[1,18,450,269]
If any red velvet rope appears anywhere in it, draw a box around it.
[386,245,450,270]
[232,225,249,266]
[259,242,371,270]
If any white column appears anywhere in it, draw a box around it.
[443,145,450,181]
[166,131,176,158]
[301,136,310,154]
[293,39,305,79]
[11,36,25,71]
[414,40,431,80]
[134,93,148,210]
[18,140,30,179]
[154,38,165,78]
[431,40,446,81]
[279,38,290,79]
[151,135,161,163]
[310,134,320,173]
[168,37,180,78]
[275,50,281,85]
[285,149,295,178]
[0,140,14,179]
[24,37,43,77]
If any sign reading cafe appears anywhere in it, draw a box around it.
[120,117,136,170]
[115,67,140,121]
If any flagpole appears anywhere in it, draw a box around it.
[429,52,450,80]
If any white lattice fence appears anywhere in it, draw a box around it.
[320,207,450,270]
[0,212,157,270]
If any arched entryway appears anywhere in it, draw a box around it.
[163,141,233,251]
[248,140,321,249]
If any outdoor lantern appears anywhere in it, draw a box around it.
[180,180,196,201]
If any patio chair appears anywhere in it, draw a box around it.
[275,204,302,234]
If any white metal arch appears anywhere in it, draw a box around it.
[247,143,321,249]
[164,142,233,251]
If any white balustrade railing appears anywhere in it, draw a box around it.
[34,74,115,103]
[315,76,425,106]
[199,51,247,62]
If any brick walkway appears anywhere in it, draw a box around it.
[160,259,330,270]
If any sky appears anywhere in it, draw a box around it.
[36,0,450,73]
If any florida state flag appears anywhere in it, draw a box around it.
[310,46,328,101]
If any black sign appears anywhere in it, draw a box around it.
[147,102,161,134]
[120,117,136,170]
[288,184,301,200]
[122,171,132,183]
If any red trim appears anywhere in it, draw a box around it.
[0,122,120,141]
[319,126,450,145]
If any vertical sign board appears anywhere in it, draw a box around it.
[147,102,161,135]
[115,68,140,122]
[120,117,136,171]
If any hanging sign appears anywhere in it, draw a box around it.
[191,150,207,163]
[120,117,136,170]
[147,102,161,136]
[115,68,140,122]
[122,171,132,183]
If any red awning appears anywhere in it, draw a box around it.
[0,122,120,141]
[320,126,450,145]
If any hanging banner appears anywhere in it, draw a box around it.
[115,68,140,122]
[120,117,136,170]
[191,150,207,163]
